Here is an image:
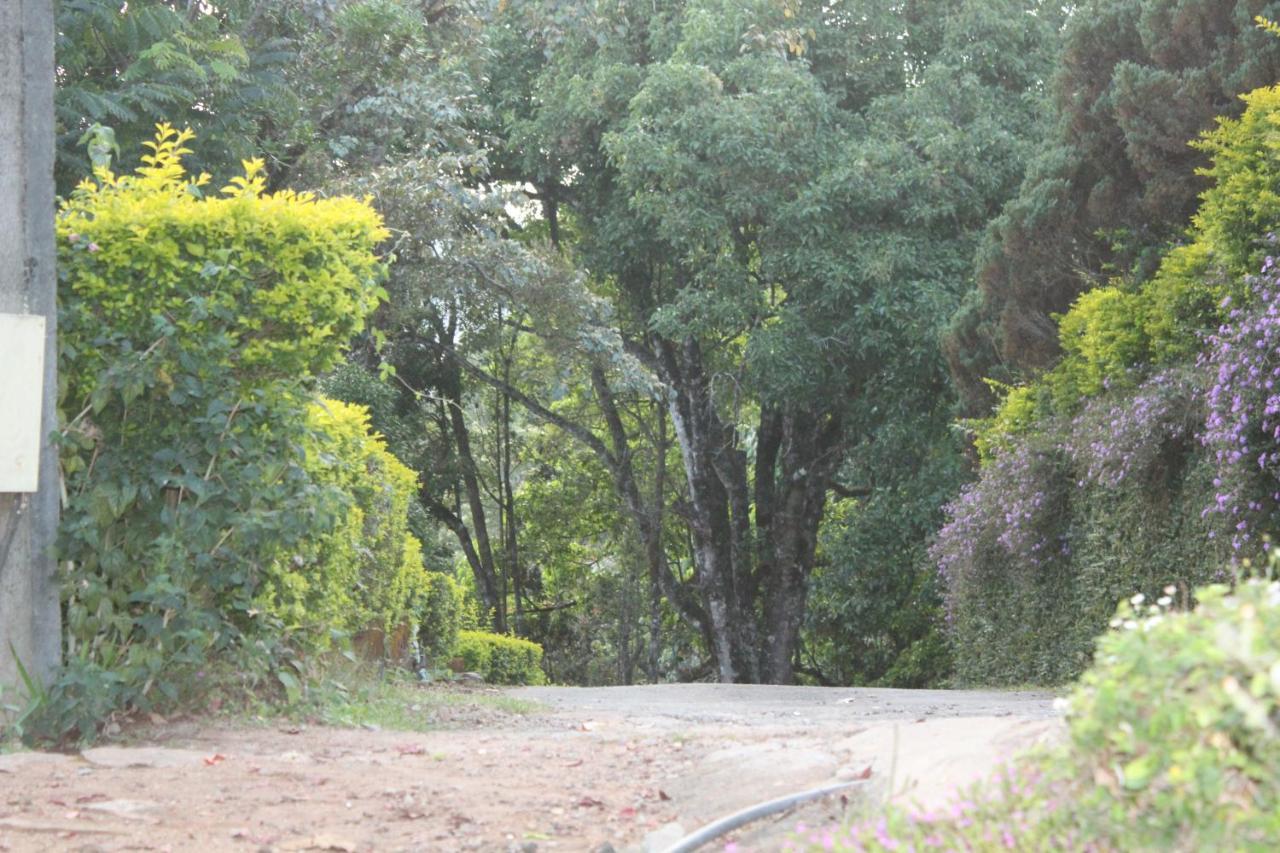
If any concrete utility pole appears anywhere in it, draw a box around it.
[0,0,61,694]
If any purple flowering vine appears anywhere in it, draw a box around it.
[1063,368,1203,490]
[1201,256,1280,554]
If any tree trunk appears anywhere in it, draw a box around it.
[653,333,843,684]
[430,312,504,631]
[496,333,521,634]
[756,407,842,683]
[646,401,666,683]
[659,337,761,683]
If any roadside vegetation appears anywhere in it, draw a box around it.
[2,6,1279,846]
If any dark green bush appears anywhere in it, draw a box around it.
[977,82,1280,444]
[452,630,546,685]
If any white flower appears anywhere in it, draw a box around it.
[1157,595,1173,607]
[1130,593,1146,606]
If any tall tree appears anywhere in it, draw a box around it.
[481,0,1059,682]
[945,0,1280,411]
[802,0,1063,685]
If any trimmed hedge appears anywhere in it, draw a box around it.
[452,630,546,685]
[259,398,430,646]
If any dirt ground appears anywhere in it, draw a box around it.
[0,684,1060,853]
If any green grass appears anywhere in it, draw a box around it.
[269,661,542,732]
[3,653,544,749]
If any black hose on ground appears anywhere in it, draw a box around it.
[660,778,870,853]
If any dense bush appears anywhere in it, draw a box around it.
[259,399,429,644]
[945,81,1280,684]
[452,631,546,685]
[42,127,387,741]
[1063,580,1280,848]
[414,572,464,666]
[810,578,1280,851]
[1203,254,1280,557]
[934,437,1085,685]
[806,447,962,688]
[937,368,1223,684]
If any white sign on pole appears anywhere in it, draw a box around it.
[0,313,46,492]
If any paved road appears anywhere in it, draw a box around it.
[510,683,1059,726]
[508,684,1062,849]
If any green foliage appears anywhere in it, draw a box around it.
[1051,287,1150,400]
[1059,580,1280,847]
[948,0,1280,405]
[947,79,1280,684]
[414,572,465,666]
[54,0,293,194]
[968,381,1044,462]
[941,368,1223,686]
[805,423,965,688]
[59,125,387,401]
[452,631,547,685]
[482,0,1061,683]
[982,81,1280,442]
[282,0,487,185]
[35,128,387,743]
[260,399,429,644]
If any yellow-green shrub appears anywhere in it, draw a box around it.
[452,630,547,685]
[969,381,1043,461]
[1051,286,1150,401]
[44,127,388,742]
[260,398,430,644]
[1139,83,1280,363]
[59,125,387,405]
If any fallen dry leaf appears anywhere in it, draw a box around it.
[203,753,227,767]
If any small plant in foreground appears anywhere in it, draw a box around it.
[796,577,1280,851]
